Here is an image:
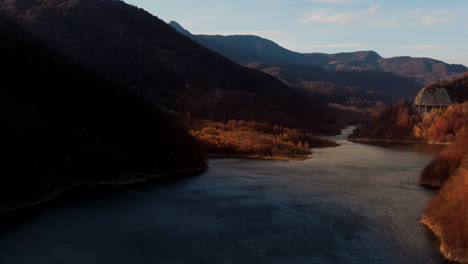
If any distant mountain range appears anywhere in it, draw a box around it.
[0,0,343,132]
[246,62,421,105]
[170,21,467,84]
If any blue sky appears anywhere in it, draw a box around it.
[124,0,468,66]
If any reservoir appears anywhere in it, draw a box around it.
[0,127,446,263]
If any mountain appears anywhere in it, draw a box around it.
[168,21,312,67]
[0,15,205,210]
[170,21,467,84]
[247,62,421,104]
[0,0,341,132]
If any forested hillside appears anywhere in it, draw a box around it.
[420,129,468,263]
[247,62,421,104]
[349,101,468,143]
[0,15,205,211]
[0,0,341,132]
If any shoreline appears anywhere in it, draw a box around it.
[0,166,207,216]
[0,143,340,216]
[207,153,311,161]
[421,217,468,264]
[349,137,451,145]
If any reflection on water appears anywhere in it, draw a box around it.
[0,127,446,264]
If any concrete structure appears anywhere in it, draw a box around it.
[414,88,453,115]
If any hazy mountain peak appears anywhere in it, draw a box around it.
[169,21,192,36]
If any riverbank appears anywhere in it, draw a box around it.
[0,128,445,264]
[418,129,468,264]
[0,166,207,215]
[349,137,451,145]
[421,217,468,263]
[208,153,312,161]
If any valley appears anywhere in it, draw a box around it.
[1,0,468,263]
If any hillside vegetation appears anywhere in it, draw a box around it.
[0,0,342,133]
[0,15,205,211]
[350,71,468,143]
[420,129,468,263]
[247,62,420,105]
[350,101,468,143]
[182,119,338,160]
[425,71,468,103]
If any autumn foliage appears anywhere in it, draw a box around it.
[350,100,468,143]
[421,128,468,263]
[350,100,421,141]
[419,127,468,187]
[183,119,338,159]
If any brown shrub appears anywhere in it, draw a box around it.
[182,119,337,159]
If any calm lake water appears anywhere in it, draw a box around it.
[0,127,447,264]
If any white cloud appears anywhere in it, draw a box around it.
[434,9,449,15]
[367,6,381,14]
[417,10,454,25]
[400,45,468,51]
[368,19,399,25]
[301,9,359,24]
[308,43,369,48]
[384,19,399,24]
[400,45,446,51]
[306,0,353,3]
[421,16,453,25]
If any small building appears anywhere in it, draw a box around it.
[414,87,453,115]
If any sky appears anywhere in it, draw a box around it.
[124,0,468,66]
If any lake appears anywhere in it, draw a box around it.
[0,127,446,263]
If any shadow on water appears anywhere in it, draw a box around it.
[0,126,450,264]
[0,170,205,233]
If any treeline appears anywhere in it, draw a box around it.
[350,100,468,143]
[349,100,422,141]
[419,128,468,263]
[183,119,338,160]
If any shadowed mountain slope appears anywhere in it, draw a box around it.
[247,62,421,104]
[0,0,339,132]
[0,15,205,210]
